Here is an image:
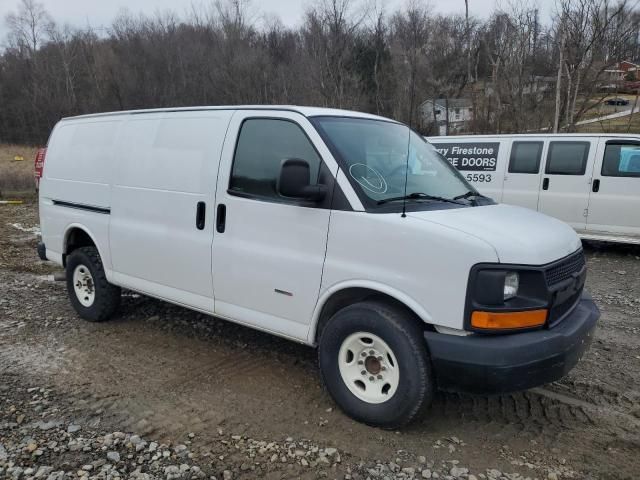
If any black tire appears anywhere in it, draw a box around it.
[66,246,121,322]
[318,300,434,429]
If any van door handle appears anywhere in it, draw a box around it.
[592,179,600,192]
[542,178,550,190]
[216,204,226,233]
[196,202,206,230]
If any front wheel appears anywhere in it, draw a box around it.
[66,246,121,322]
[318,300,434,428]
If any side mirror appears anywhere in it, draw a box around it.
[277,158,327,202]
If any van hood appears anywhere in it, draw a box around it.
[408,204,582,265]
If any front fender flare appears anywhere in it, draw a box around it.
[307,280,434,344]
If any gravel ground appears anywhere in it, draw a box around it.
[1,199,639,480]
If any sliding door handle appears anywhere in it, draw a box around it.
[216,204,227,233]
[196,202,206,230]
[592,179,600,192]
[542,177,550,190]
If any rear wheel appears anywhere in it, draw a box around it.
[66,246,120,322]
[318,300,434,428]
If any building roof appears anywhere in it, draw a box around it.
[422,98,473,109]
[606,61,640,72]
[531,76,556,82]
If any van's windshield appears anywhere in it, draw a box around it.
[311,116,474,209]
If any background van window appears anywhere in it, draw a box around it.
[603,143,640,177]
[509,141,543,174]
[546,142,590,175]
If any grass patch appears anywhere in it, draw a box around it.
[0,144,38,197]
[575,112,640,133]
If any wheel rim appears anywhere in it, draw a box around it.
[73,264,95,307]
[338,332,400,404]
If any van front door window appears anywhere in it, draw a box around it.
[229,118,322,201]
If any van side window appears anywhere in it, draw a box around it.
[230,119,322,200]
[602,143,640,177]
[509,141,543,174]
[545,142,590,175]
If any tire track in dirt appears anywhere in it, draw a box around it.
[433,386,639,440]
[1,296,636,437]
[1,305,638,451]
[555,378,640,412]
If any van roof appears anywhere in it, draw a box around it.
[428,133,640,139]
[61,105,393,122]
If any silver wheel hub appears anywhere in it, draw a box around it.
[338,332,400,404]
[73,265,95,307]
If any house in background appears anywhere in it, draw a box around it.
[603,61,640,88]
[522,76,556,97]
[420,98,473,135]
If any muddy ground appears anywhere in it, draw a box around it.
[1,199,639,479]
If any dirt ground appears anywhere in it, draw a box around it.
[1,199,639,480]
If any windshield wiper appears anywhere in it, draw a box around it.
[377,192,465,206]
[453,190,487,201]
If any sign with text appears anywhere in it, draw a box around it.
[431,142,500,172]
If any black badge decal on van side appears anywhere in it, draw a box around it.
[432,143,499,172]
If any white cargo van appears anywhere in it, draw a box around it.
[36,107,599,428]
[429,134,640,244]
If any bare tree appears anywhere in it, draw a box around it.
[390,1,431,126]
[366,1,390,114]
[5,0,54,55]
[465,0,473,83]
[554,0,638,131]
[553,17,565,133]
[1,0,639,145]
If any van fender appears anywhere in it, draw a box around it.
[62,223,114,282]
[307,280,434,344]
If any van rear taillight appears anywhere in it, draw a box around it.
[34,148,47,189]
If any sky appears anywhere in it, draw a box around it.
[0,0,556,42]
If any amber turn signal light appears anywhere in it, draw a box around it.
[471,309,547,330]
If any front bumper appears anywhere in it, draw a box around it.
[424,292,599,394]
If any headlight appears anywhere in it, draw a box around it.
[467,266,548,332]
[472,269,521,305]
[504,272,519,300]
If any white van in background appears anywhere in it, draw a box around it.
[429,134,640,244]
[36,107,599,428]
